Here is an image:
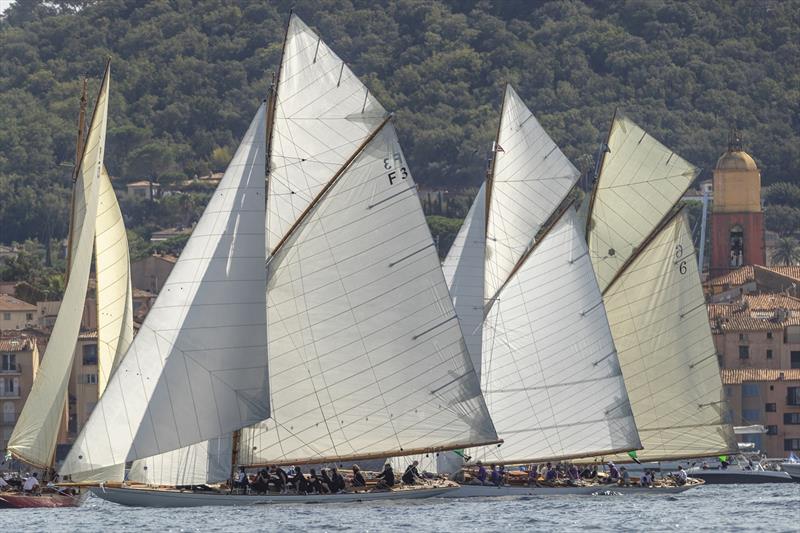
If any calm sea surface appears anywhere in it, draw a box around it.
[5,484,798,532]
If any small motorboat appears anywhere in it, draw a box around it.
[0,489,86,509]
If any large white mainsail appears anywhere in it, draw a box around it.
[600,212,736,461]
[587,114,699,292]
[267,14,387,252]
[60,104,269,478]
[484,84,579,301]
[441,183,485,374]
[472,208,640,464]
[7,66,110,469]
[239,121,498,466]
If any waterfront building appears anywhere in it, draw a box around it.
[0,335,39,451]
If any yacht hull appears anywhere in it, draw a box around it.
[688,469,794,484]
[441,482,700,497]
[89,485,456,507]
[779,463,800,481]
[0,491,86,508]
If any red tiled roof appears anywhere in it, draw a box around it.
[708,303,739,318]
[0,293,36,311]
[744,293,800,311]
[721,368,800,384]
[770,266,800,280]
[706,266,754,287]
[712,316,800,332]
[0,336,35,351]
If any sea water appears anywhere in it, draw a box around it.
[4,484,798,532]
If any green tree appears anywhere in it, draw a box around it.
[765,205,800,236]
[772,236,800,266]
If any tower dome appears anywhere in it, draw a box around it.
[712,127,761,214]
[716,150,758,171]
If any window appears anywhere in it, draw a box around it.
[784,413,800,424]
[739,333,745,341]
[80,373,98,385]
[2,402,14,424]
[739,345,749,359]
[766,425,778,435]
[785,439,800,451]
[82,344,98,366]
[742,409,761,423]
[792,351,800,370]
[789,387,800,406]
[730,225,744,267]
[2,312,9,321]
[766,403,777,412]
[1,353,16,371]
[767,331,773,339]
[742,383,760,397]
[767,349,773,359]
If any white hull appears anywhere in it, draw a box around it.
[441,483,698,498]
[780,463,800,481]
[89,485,456,507]
[687,467,794,484]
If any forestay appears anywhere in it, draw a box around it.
[267,14,388,252]
[240,123,498,466]
[60,104,269,478]
[485,84,579,301]
[442,183,486,375]
[601,213,736,462]
[472,209,640,465]
[587,114,699,293]
[7,66,110,469]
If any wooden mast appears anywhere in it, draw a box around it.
[484,84,507,236]
[64,78,89,286]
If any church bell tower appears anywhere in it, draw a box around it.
[709,128,765,278]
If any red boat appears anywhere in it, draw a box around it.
[0,490,86,508]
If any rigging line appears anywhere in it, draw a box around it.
[368,184,416,209]
[270,114,393,257]
[485,84,507,236]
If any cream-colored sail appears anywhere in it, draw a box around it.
[601,213,736,461]
[95,166,134,391]
[441,184,485,374]
[471,209,640,465]
[60,104,269,478]
[128,435,232,486]
[8,66,110,468]
[587,115,699,292]
[267,14,388,251]
[239,123,498,466]
[485,85,579,300]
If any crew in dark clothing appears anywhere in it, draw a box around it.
[320,469,334,493]
[351,465,366,488]
[308,469,326,494]
[330,467,346,493]
[252,468,270,494]
[376,463,395,489]
[291,466,309,494]
[270,465,288,494]
[402,460,423,485]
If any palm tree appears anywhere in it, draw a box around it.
[772,236,800,266]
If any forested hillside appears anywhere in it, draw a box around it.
[1,0,798,250]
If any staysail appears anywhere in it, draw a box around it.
[472,208,640,465]
[484,84,579,301]
[441,183,486,374]
[600,212,736,461]
[267,14,387,252]
[587,114,699,292]
[95,166,135,391]
[128,435,232,486]
[60,104,269,478]
[7,65,110,469]
[239,121,498,466]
